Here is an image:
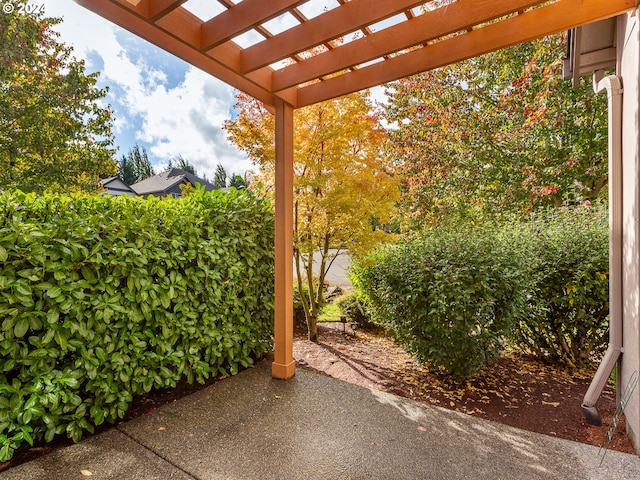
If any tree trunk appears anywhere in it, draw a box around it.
[307,314,318,343]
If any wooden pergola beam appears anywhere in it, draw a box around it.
[201,0,308,51]
[238,0,427,74]
[271,0,548,92]
[295,0,635,108]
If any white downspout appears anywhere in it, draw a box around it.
[582,72,623,426]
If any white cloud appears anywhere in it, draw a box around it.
[46,2,251,179]
[135,68,245,176]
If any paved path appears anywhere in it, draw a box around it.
[294,249,352,289]
[3,360,639,480]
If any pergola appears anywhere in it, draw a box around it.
[74,0,635,381]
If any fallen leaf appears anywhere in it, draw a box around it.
[80,470,93,476]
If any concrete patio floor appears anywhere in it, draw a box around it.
[2,359,639,480]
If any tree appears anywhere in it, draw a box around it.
[228,172,249,189]
[213,163,227,188]
[225,91,399,342]
[0,1,116,193]
[382,34,607,229]
[118,144,154,185]
[168,154,197,176]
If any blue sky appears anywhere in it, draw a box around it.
[46,1,251,180]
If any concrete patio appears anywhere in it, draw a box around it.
[2,359,638,480]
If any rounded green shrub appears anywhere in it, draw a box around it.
[352,224,525,377]
[511,206,609,368]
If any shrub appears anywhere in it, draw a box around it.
[352,205,610,376]
[0,188,274,461]
[511,206,609,368]
[352,224,525,377]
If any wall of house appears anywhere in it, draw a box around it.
[107,180,137,196]
[619,10,640,453]
[166,184,184,198]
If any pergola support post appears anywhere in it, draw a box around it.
[272,98,296,380]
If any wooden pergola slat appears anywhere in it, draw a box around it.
[238,0,427,74]
[201,0,308,51]
[146,0,186,22]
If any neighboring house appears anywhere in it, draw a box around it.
[130,168,216,198]
[101,176,137,196]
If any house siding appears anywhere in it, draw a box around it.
[103,178,136,196]
[619,10,640,453]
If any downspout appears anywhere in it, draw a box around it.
[581,72,623,426]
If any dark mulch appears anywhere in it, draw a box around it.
[294,322,635,455]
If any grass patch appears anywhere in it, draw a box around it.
[318,302,342,322]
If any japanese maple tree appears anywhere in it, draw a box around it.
[225,92,399,341]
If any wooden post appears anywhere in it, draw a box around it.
[272,98,296,380]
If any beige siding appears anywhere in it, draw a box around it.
[620,10,640,453]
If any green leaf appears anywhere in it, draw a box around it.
[59,377,79,388]
[46,286,62,299]
[14,318,29,338]
[15,282,32,297]
[54,330,68,351]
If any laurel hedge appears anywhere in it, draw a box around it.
[0,188,274,461]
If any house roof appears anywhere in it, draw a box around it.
[130,168,215,196]
[101,176,119,185]
[74,0,633,110]
[101,175,137,194]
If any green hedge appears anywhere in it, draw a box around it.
[352,206,609,377]
[0,188,274,461]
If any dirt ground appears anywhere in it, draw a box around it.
[1,320,635,473]
[294,322,635,455]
